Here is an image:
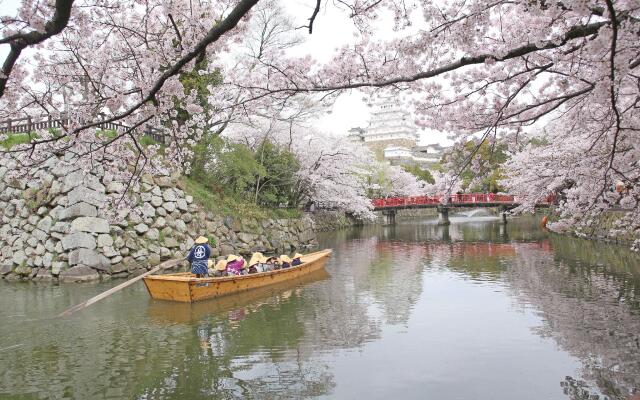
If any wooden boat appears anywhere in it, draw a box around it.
[147,267,330,324]
[143,249,332,303]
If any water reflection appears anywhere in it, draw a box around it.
[506,236,640,400]
[0,217,639,399]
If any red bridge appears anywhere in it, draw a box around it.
[372,193,554,225]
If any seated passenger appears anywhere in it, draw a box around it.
[213,259,227,277]
[226,255,246,276]
[279,255,292,269]
[291,253,303,266]
[262,257,279,272]
[248,252,264,274]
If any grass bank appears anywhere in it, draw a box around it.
[182,177,300,220]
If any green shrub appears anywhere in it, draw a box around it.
[0,133,37,149]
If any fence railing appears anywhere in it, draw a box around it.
[0,114,166,144]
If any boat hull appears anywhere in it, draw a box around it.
[143,249,332,303]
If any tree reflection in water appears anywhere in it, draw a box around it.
[323,222,640,399]
[505,237,640,400]
[2,219,640,399]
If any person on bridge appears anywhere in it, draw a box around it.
[187,236,212,278]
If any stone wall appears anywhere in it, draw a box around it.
[0,156,316,283]
[565,210,639,248]
[309,211,364,232]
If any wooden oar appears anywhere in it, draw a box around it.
[57,258,184,318]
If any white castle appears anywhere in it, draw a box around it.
[348,95,446,169]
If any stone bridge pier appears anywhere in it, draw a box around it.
[499,205,509,224]
[381,209,397,226]
[437,205,450,226]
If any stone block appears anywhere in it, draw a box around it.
[62,170,105,193]
[14,265,32,276]
[145,228,159,241]
[150,196,163,207]
[51,261,68,275]
[162,202,176,213]
[153,217,166,229]
[12,250,26,266]
[148,253,161,267]
[35,244,45,255]
[51,162,79,178]
[71,217,110,234]
[27,236,38,247]
[43,252,53,268]
[155,176,173,188]
[134,223,149,234]
[176,199,188,212]
[162,188,176,202]
[175,220,187,233]
[61,232,97,250]
[164,237,179,248]
[59,265,100,282]
[159,247,172,260]
[106,181,125,194]
[103,246,119,258]
[67,187,106,207]
[141,174,154,185]
[69,248,110,271]
[109,262,126,274]
[0,264,13,275]
[34,268,53,281]
[220,244,235,256]
[141,202,155,218]
[60,202,98,220]
[51,222,71,233]
[97,234,113,248]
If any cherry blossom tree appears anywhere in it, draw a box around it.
[1,0,638,235]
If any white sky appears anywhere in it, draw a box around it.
[0,0,452,145]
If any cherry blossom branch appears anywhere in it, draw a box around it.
[0,0,75,97]
[236,20,608,96]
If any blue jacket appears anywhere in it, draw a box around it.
[187,244,211,263]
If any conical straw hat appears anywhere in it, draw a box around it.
[249,252,264,266]
[215,259,227,271]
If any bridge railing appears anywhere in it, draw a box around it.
[372,193,555,209]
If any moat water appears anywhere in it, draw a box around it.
[1,215,639,399]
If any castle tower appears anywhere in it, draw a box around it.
[362,95,420,159]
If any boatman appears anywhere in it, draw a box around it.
[187,236,212,278]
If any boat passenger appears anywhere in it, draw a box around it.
[187,236,212,278]
[259,256,275,271]
[266,256,280,270]
[248,252,264,274]
[279,255,292,269]
[213,259,227,277]
[291,253,303,266]
[226,255,246,276]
